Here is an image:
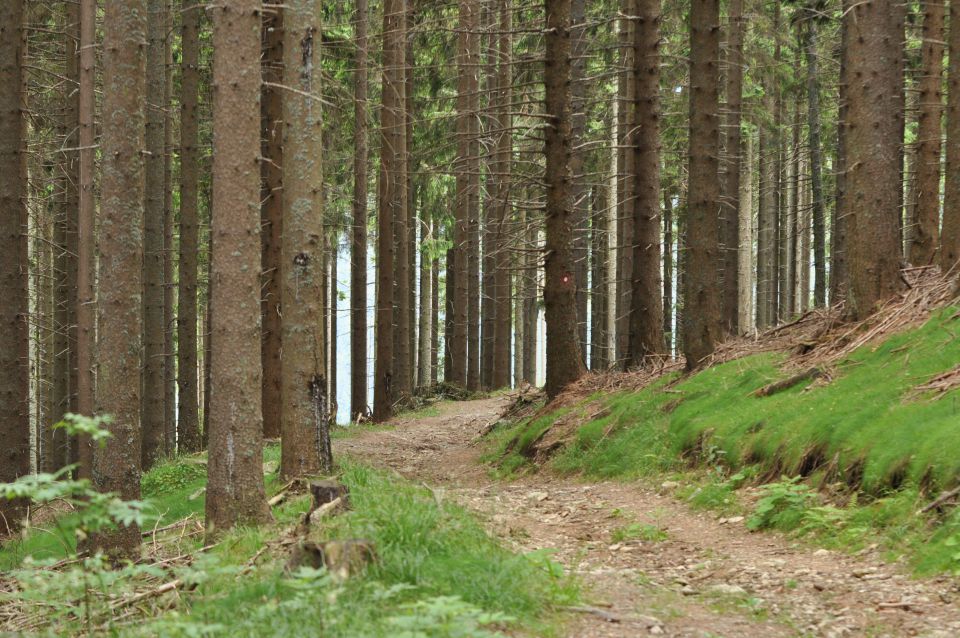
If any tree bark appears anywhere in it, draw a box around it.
[373,0,406,420]
[720,0,744,334]
[92,0,147,559]
[943,0,960,270]
[261,1,284,440]
[843,0,905,320]
[450,0,478,388]
[832,9,849,302]
[738,131,754,332]
[662,192,673,354]
[205,0,272,532]
[142,0,167,469]
[683,0,722,369]
[351,0,368,419]
[805,15,827,306]
[592,185,610,369]
[627,0,664,367]
[911,0,945,266]
[757,113,777,329]
[280,0,331,477]
[615,0,634,369]
[491,0,513,389]
[394,0,412,402]
[163,4,176,456]
[76,0,97,476]
[0,0,31,532]
[178,0,201,453]
[544,0,587,398]
[418,211,432,388]
[570,0,589,359]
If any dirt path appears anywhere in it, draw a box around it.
[337,397,960,637]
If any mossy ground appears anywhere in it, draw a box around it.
[489,306,960,574]
[1,444,577,637]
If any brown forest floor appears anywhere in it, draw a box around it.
[337,395,960,638]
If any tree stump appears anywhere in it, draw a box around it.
[285,539,376,581]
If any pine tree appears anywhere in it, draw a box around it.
[544,0,587,398]
[0,0,31,533]
[351,0,369,419]
[178,0,202,453]
[683,0,721,369]
[205,0,272,533]
[843,0,905,320]
[280,0,332,478]
[627,0,664,366]
[92,0,148,559]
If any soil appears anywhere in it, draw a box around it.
[336,396,960,638]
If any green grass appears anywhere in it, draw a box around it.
[489,306,960,573]
[3,447,576,636]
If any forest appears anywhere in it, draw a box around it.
[3,0,960,635]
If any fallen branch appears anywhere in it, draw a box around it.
[753,368,824,398]
[919,486,960,514]
[110,579,182,611]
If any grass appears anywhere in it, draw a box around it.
[2,447,578,636]
[488,306,960,574]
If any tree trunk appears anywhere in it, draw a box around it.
[406,13,417,389]
[911,0,945,266]
[592,186,610,369]
[75,0,97,476]
[163,7,176,456]
[784,98,799,320]
[394,0,412,403]
[431,245,439,384]
[627,0,664,367]
[350,0,368,419]
[943,0,960,270]
[373,0,406,420]
[662,192,673,354]
[0,0,31,532]
[142,0,167,469]
[720,0,744,334]
[805,16,827,306]
[684,0,722,369]
[206,0,272,532]
[799,150,811,312]
[418,211,432,388]
[480,1,495,390]
[491,0,513,389]
[280,0,331,477]
[569,0,589,359]
[738,131,754,333]
[330,235,338,421]
[757,116,777,329]
[544,0,587,398]
[178,0,201,453]
[92,0,147,559]
[614,0,634,370]
[261,1,283,440]
[832,10,849,302]
[450,0,477,389]
[843,0,905,320]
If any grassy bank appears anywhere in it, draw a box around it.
[1,447,576,636]
[488,306,960,574]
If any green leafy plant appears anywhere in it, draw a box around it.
[0,414,150,547]
[747,476,817,531]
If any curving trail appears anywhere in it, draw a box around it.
[336,396,960,637]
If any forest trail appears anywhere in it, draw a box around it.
[337,396,960,638]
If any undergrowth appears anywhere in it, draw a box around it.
[488,306,960,574]
[1,447,576,636]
